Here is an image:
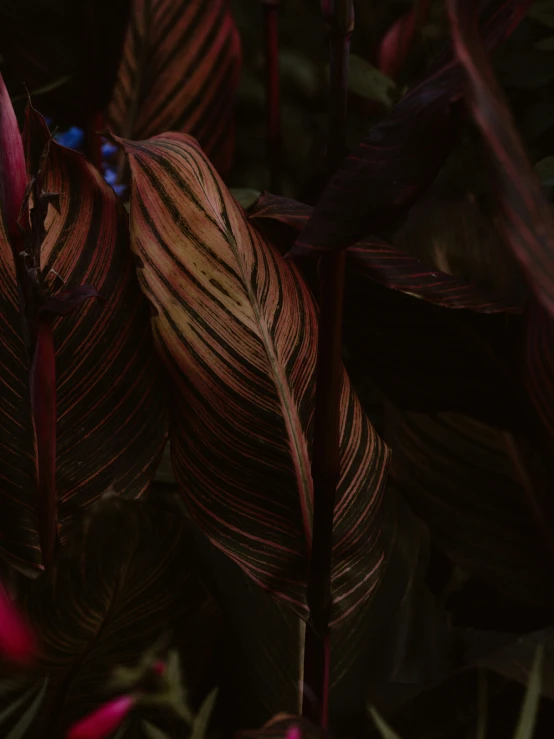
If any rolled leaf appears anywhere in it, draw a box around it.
[0,98,40,572]
[109,0,242,174]
[13,497,221,737]
[0,73,27,240]
[293,0,532,255]
[23,107,168,542]
[0,104,167,573]
[119,132,390,623]
[448,0,554,317]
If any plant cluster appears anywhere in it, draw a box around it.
[0,0,554,738]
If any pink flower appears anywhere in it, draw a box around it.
[66,695,135,739]
[286,725,301,739]
[0,581,36,664]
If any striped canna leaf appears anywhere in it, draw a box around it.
[117,132,390,624]
[108,0,242,175]
[248,192,520,313]
[0,100,167,574]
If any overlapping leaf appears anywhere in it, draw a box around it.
[0,80,41,573]
[7,497,221,738]
[448,0,554,317]
[249,193,517,312]
[385,405,554,607]
[293,0,532,255]
[195,490,450,735]
[0,0,131,126]
[0,102,167,573]
[118,132,389,624]
[109,0,242,175]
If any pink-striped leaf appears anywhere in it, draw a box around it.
[293,0,532,256]
[108,0,242,175]
[0,73,26,240]
[0,84,40,573]
[249,192,518,312]
[448,0,554,318]
[119,132,390,624]
[0,103,167,574]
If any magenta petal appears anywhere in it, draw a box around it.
[66,695,135,739]
[0,72,27,240]
[0,581,36,664]
[286,726,301,739]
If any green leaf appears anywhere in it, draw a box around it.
[368,706,402,739]
[230,188,262,210]
[534,35,554,51]
[6,678,48,739]
[10,75,73,102]
[512,646,543,739]
[347,53,396,108]
[142,720,172,739]
[475,673,488,739]
[535,156,554,187]
[190,688,218,739]
[0,680,47,733]
[13,497,220,736]
[528,1,554,30]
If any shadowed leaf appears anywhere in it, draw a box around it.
[12,497,221,737]
[109,0,242,175]
[293,0,532,255]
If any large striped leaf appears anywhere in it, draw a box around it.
[118,132,390,624]
[293,0,532,255]
[0,103,167,574]
[2,497,221,738]
[247,193,531,433]
[248,193,518,312]
[108,0,242,175]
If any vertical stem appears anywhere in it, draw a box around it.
[302,0,353,728]
[262,0,282,193]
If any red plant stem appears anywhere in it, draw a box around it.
[262,0,282,193]
[302,0,353,728]
[85,111,105,171]
[31,315,57,568]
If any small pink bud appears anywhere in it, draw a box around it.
[66,695,135,739]
[152,660,166,677]
[0,581,36,664]
[286,725,301,739]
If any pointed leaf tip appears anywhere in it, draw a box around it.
[0,72,27,239]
